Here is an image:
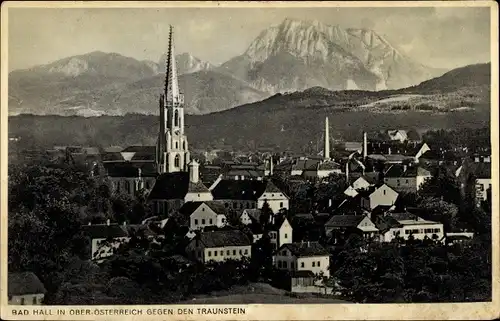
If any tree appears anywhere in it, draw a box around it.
[416,197,459,232]
[259,201,273,227]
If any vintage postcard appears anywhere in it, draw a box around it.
[1,1,499,320]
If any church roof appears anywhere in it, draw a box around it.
[103,162,157,178]
[148,172,211,200]
[211,180,284,201]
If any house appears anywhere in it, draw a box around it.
[8,272,46,305]
[383,164,432,193]
[376,213,444,242]
[324,215,379,243]
[179,201,228,231]
[239,208,261,225]
[210,179,289,213]
[302,160,342,180]
[358,184,399,210]
[82,221,130,261]
[344,175,378,197]
[185,230,252,264]
[273,241,331,278]
[148,161,213,215]
[268,216,293,250]
[81,221,162,261]
[470,162,491,206]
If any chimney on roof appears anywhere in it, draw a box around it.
[123,221,127,226]
[388,147,392,155]
[307,241,310,247]
[138,168,142,178]
[106,219,110,226]
[403,164,407,172]
[324,117,330,161]
[88,222,91,226]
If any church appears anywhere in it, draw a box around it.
[102,26,289,217]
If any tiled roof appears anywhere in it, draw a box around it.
[385,165,432,178]
[198,230,252,248]
[292,159,321,171]
[8,272,47,296]
[103,162,157,178]
[282,242,329,258]
[81,224,128,239]
[325,215,365,228]
[188,181,211,193]
[148,172,211,200]
[242,209,261,221]
[374,215,402,232]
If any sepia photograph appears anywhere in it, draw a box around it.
[1,1,498,320]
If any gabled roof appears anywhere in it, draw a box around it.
[8,272,46,296]
[270,216,289,230]
[385,164,432,178]
[121,146,156,154]
[197,230,252,248]
[317,161,341,171]
[325,215,365,228]
[103,146,123,153]
[242,209,261,221]
[374,215,402,233]
[281,242,329,258]
[148,172,211,200]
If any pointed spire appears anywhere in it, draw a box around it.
[164,25,180,104]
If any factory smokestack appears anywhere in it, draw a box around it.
[324,117,330,160]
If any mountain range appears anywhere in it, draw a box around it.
[9,18,475,116]
[8,63,491,153]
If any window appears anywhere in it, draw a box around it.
[208,251,211,257]
[125,181,131,194]
[477,184,484,191]
[280,202,283,208]
[239,249,242,255]
[383,190,386,195]
[312,262,315,267]
[244,249,248,255]
[397,179,400,186]
[20,298,25,305]
[209,219,213,225]
[283,261,287,268]
[32,296,37,304]
[225,203,229,208]
[222,218,226,223]
[194,219,198,226]
[281,250,287,256]
[405,230,410,235]
[405,179,409,184]
[301,262,305,268]
[233,250,236,255]
[220,250,224,256]
[246,203,250,209]
[174,110,179,127]
[284,233,288,239]
[202,207,205,211]
[202,219,205,225]
[317,261,320,267]
[272,194,275,197]
[278,261,282,268]
[227,250,230,255]
[174,154,180,168]
[175,142,178,149]
[183,141,186,150]
[214,251,217,257]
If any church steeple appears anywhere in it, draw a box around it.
[156,25,190,174]
[164,25,181,105]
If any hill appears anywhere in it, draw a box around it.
[8,63,490,152]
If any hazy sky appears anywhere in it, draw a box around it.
[8,6,491,71]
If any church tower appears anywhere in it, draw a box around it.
[156,26,190,173]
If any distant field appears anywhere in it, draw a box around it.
[177,283,349,304]
[180,294,349,304]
